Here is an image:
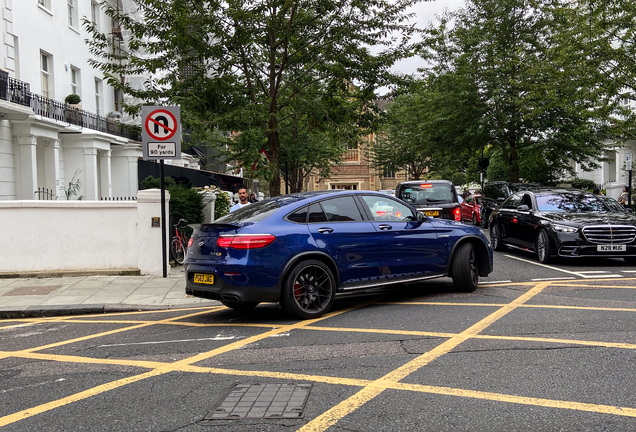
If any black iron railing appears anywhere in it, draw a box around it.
[0,73,141,142]
[100,196,137,201]
[34,188,57,200]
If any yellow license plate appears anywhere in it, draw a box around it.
[194,273,214,284]
[424,211,440,217]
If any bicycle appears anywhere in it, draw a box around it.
[170,218,189,265]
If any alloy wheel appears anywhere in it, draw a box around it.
[292,265,334,314]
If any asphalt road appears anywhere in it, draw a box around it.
[2,245,636,431]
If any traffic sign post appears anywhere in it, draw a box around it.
[141,106,182,278]
[142,106,181,160]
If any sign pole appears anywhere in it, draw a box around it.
[141,105,181,278]
[160,159,167,278]
[629,168,633,211]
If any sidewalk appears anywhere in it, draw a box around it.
[0,267,221,319]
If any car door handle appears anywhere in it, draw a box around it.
[378,224,392,230]
[318,228,334,234]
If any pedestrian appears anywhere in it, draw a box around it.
[592,188,600,195]
[618,186,629,208]
[249,193,258,203]
[230,188,250,212]
[462,188,470,199]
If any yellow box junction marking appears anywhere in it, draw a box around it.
[1,278,636,429]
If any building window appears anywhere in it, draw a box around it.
[94,78,102,116]
[91,1,100,31]
[68,0,78,28]
[382,169,396,178]
[71,67,80,98]
[38,0,51,9]
[114,88,123,113]
[40,52,51,99]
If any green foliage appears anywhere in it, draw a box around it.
[65,94,81,104]
[60,169,84,200]
[84,0,424,196]
[415,0,622,183]
[214,191,231,220]
[570,178,597,191]
[140,176,203,227]
[141,175,176,189]
[168,185,204,228]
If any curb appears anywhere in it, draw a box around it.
[0,269,142,279]
[0,302,222,319]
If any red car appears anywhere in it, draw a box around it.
[460,194,484,226]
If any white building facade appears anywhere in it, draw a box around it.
[0,0,143,201]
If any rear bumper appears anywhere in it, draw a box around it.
[184,266,281,303]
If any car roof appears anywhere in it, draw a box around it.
[398,180,455,186]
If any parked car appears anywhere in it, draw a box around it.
[460,194,484,226]
[598,195,629,213]
[489,189,636,264]
[481,181,542,227]
[185,190,493,319]
[395,180,461,221]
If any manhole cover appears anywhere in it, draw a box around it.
[205,382,313,419]
[4,285,62,296]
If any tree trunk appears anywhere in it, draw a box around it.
[268,129,281,197]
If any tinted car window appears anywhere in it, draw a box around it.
[287,206,308,223]
[398,183,455,205]
[308,202,328,223]
[536,193,607,213]
[360,195,414,221]
[503,193,523,209]
[215,200,280,223]
[320,196,363,222]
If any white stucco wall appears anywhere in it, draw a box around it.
[0,189,170,276]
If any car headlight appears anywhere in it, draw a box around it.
[551,224,578,233]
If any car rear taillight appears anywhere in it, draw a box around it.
[187,237,194,247]
[217,235,276,249]
[454,207,461,221]
[420,184,433,188]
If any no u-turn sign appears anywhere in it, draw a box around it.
[142,106,181,160]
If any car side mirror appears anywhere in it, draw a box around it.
[417,211,427,222]
[517,204,530,212]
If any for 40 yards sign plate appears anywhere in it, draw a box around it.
[142,106,181,160]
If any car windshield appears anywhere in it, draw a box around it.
[536,193,608,213]
[215,200,280,224]
[399,184,454,204]
[600,196,626,212]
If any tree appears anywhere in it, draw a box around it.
[421,0,622,183]
[85,0,427,196]
[370,73,486,182]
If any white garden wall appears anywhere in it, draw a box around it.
[0,189,170,276]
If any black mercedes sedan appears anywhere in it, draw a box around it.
[489,189,636,264]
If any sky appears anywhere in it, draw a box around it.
[392,0,466,76]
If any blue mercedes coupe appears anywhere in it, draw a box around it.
[184,190,493,319]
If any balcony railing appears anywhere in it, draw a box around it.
[0,72,141,142]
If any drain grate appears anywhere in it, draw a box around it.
[206,382,313,419]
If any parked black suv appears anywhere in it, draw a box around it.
[395,180,461,221]
[481,181,542,228]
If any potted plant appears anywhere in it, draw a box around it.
[64,94,82,124]
[64,93,81,106]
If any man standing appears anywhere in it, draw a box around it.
[230,188,251,212]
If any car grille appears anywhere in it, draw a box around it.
[582,225,636,244]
